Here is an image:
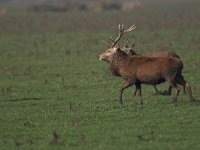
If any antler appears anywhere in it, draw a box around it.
[123,34,133,48]
[111,24,136,48]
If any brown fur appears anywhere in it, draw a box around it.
[122,47,180,58]
[99,48,196,104]
[142,51,180,58]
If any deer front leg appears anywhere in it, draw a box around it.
[119,81,133,105]
[135,83,143,105]
[133,87,137,97]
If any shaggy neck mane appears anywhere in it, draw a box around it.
[110,49,128,76]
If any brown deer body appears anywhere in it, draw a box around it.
[99,47,196,104]
[122,47,184,95]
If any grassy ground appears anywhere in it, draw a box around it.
[0,3,200,150]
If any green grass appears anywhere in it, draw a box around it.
[0,3,200,150]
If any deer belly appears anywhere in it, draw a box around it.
[137,72,165,85]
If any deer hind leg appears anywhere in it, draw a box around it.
[171,83,180,104]
[176,76,196,103]
[172,84,181,104]
[166,79,180,103]
[119,81,133,105]
[135,83,143,105]
[185,82,196,102]
[153,85,160,95]
[182,85,186,95]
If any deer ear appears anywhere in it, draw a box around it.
[129,49,137,55]
[116,47,123,52]
[113,47,119,53]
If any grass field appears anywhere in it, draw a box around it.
[0,2,200,150]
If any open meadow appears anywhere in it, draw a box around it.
[0,2,200,150]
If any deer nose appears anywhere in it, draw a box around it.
[98,53,103,60]
[99,55,103,60]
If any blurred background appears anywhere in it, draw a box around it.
[1,0,200,32]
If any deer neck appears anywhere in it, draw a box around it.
[110,51,128,76]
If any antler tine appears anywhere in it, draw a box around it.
[109,35,115,42]
[111,24,124,48]
[123,25,136,48]
[124,24,136,33]
[118,24,121,30]
[102,40,111,45]
[124,35,133,48]
[119,24,124,32]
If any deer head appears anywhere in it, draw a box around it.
[99,47,119,63]
[99,24,136,62]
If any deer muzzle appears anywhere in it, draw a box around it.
[99,53,105,61]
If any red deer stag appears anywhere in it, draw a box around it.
[99,24,196,105]
[107,26,183,95]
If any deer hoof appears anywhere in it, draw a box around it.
[170,98,177,104]
[190,98,197,104]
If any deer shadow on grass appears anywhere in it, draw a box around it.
[0,97,48,103]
